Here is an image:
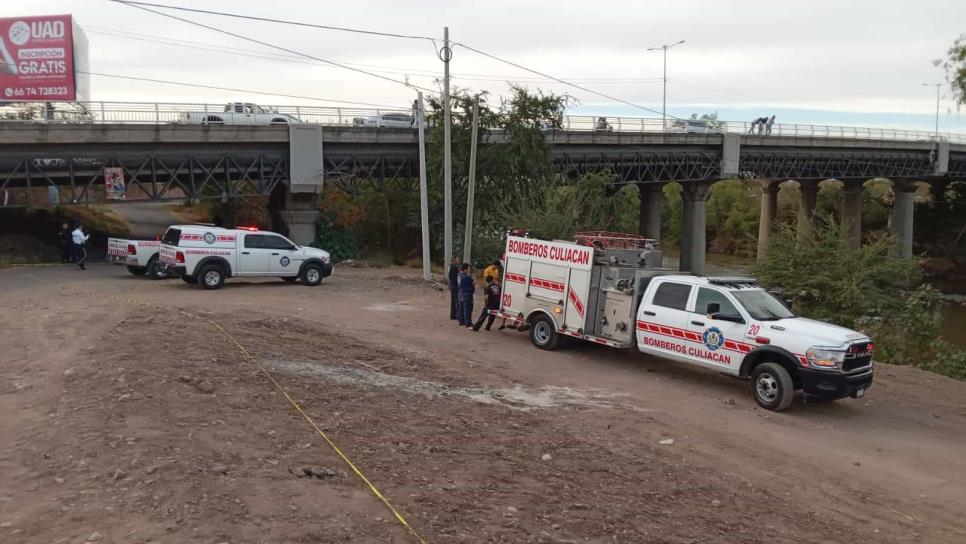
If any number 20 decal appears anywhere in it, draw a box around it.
[502,293,512,308]
[747,324,761,337]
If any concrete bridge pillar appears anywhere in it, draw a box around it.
[680,183,711,275]
[637,183,664,241]
[841,180,863,249]
[890,181,917,258]
[269,184,321,246]
[756,180,779,263]
[797,180,819,242]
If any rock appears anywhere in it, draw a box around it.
[63,368,76,377]
[178,376,192,383]
[711,499,722,507]
[659,438,674,445]
[113,469,126,480]
[146,465,159,475]
[88,531,104,541]
[0,522,11,528]
[194,381,215,394]
[541,454,552,461]
[551,523,561,530]
[210,464,229,475]
[54,477,65,484]
[723,397,736,406]
[505,506,518,513]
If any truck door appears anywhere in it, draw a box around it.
[685,287,749,371]
[240,234,271,275]
[263,234,300,275]
[635,280,694,364]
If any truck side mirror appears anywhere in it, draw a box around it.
[706,302,720,315]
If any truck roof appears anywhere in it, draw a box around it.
[656,275,762,289]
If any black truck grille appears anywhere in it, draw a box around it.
[843,342,873,372]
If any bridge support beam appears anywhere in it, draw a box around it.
[756,180,779,263]
[797,180,818,242]
[890,181,917,258]
[841,180,863,249]
[638,183,664,241]
[680,183,711,275]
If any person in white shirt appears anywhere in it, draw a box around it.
[71,223,90,270]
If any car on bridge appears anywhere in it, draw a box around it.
[669,119,712,134]
[179,102,299,125]
[352,112,414,128]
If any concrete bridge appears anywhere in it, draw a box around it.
[0,122,963,273]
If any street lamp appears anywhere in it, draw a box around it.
[647,40,685,131]
[921,82,941,138]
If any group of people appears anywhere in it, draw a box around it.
[58,222,90,270]
[748,115,777,135]
[448,257,506,332]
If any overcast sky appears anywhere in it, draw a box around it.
[4,0,966,132]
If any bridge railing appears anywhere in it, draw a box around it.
[1,101,964,143]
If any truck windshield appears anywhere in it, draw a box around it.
[731,289,794,320]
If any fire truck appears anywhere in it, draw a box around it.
[494,232,874,411]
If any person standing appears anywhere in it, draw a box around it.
[483,259,501,283]
[473,275,501,331]
[71,222,90,270]
[58,222,72,263]
[765,115,776,135]
[447,256,460,322]
[457,263,475,329]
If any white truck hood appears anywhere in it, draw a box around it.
[297,246,331,263]
[765,316,869,348]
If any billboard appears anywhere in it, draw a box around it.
[104,167,125,200]
[0,14,88,102]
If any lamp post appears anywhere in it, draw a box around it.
[921,83,941,138]
[647,40,685,131]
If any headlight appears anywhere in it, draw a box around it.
[320,255,330,264]
[806,347,846,370]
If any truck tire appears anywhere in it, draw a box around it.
[182,274,197,285]
[301,263,323,286]
[751,362,795,411]
[145,256,162,280]
[529,314,561,350]
[126,265,147,276]
[198,264,225,290]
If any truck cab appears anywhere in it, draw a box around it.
[636,276,874,410]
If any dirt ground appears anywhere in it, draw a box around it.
[1,264,965,543]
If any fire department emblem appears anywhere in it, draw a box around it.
[279,256,291,267]
[703,327,725,351]
[203,232,216,244]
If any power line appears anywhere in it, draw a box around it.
[451,41,680,120]
[110,0,439,94]
[107,0,438,43]
[78,71,407,108]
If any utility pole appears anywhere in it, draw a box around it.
[417,91,431,281]
[462,95,480,264]
[647,40,685,131]
[921,82,941,138]
[442,27,453,268]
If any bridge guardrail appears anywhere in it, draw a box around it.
[1,101,963,144]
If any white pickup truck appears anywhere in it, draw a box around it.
[494,233,874,411]
[107,237,165,278]
[179,102,298,125]
[159,225,332,289]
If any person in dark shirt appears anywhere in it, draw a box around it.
[58,222,72,263]
[473,275,501,331]
[447,256,460,322]
[457,263,475,329]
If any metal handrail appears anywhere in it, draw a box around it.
[1,100,963,144]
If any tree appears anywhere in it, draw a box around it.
[941,34,966,106]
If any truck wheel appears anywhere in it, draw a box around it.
[145,256,162,279]
[198,265,225,290]
[301,264,323,286]
[126,265,147,276]
[529,315,561,350]
[751,362,795,411]
[182,274,197,285]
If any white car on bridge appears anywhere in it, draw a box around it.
[352,112,414,128]
[179,102,299,125]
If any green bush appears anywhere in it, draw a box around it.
[753,218,966,380]
[313,210,357,263]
